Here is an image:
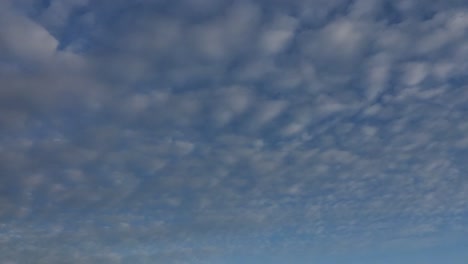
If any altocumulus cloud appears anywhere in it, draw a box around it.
[1,0,468,263]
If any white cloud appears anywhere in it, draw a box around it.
[365,53,391,101]
[349,0,382,19]
[301,18,368,67]
[250,100,288,129]
[401,62,429,86]
[191,1,261,61]
[281,122,305,136]
[361,125,378,137]
[40,0,90,31]
[0,10,59,63]
[174,140,195,155]
[1,0,468,262]
[213,86,252,126]
[192,22,227,60]
[259,15,298,55]
[125,93,151,114]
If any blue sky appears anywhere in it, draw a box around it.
[1,0,468,263]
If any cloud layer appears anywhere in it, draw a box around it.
[1,0,468,263]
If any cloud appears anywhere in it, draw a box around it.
[1,0,468,263]
[400,62,429,86]
[212,86,253,127]
[250,99,288,129]
[40,0,90,30]
[299,17,369,73]
[0,8,59,63]
[258,14,298,55]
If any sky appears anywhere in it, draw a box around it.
[1,0,468,263]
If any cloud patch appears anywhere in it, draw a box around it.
[1,0,468,263]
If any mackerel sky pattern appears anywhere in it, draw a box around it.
[1,0,468,263]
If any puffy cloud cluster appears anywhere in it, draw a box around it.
[1,0,468,263]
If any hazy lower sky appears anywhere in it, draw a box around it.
[1,0,468,263]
